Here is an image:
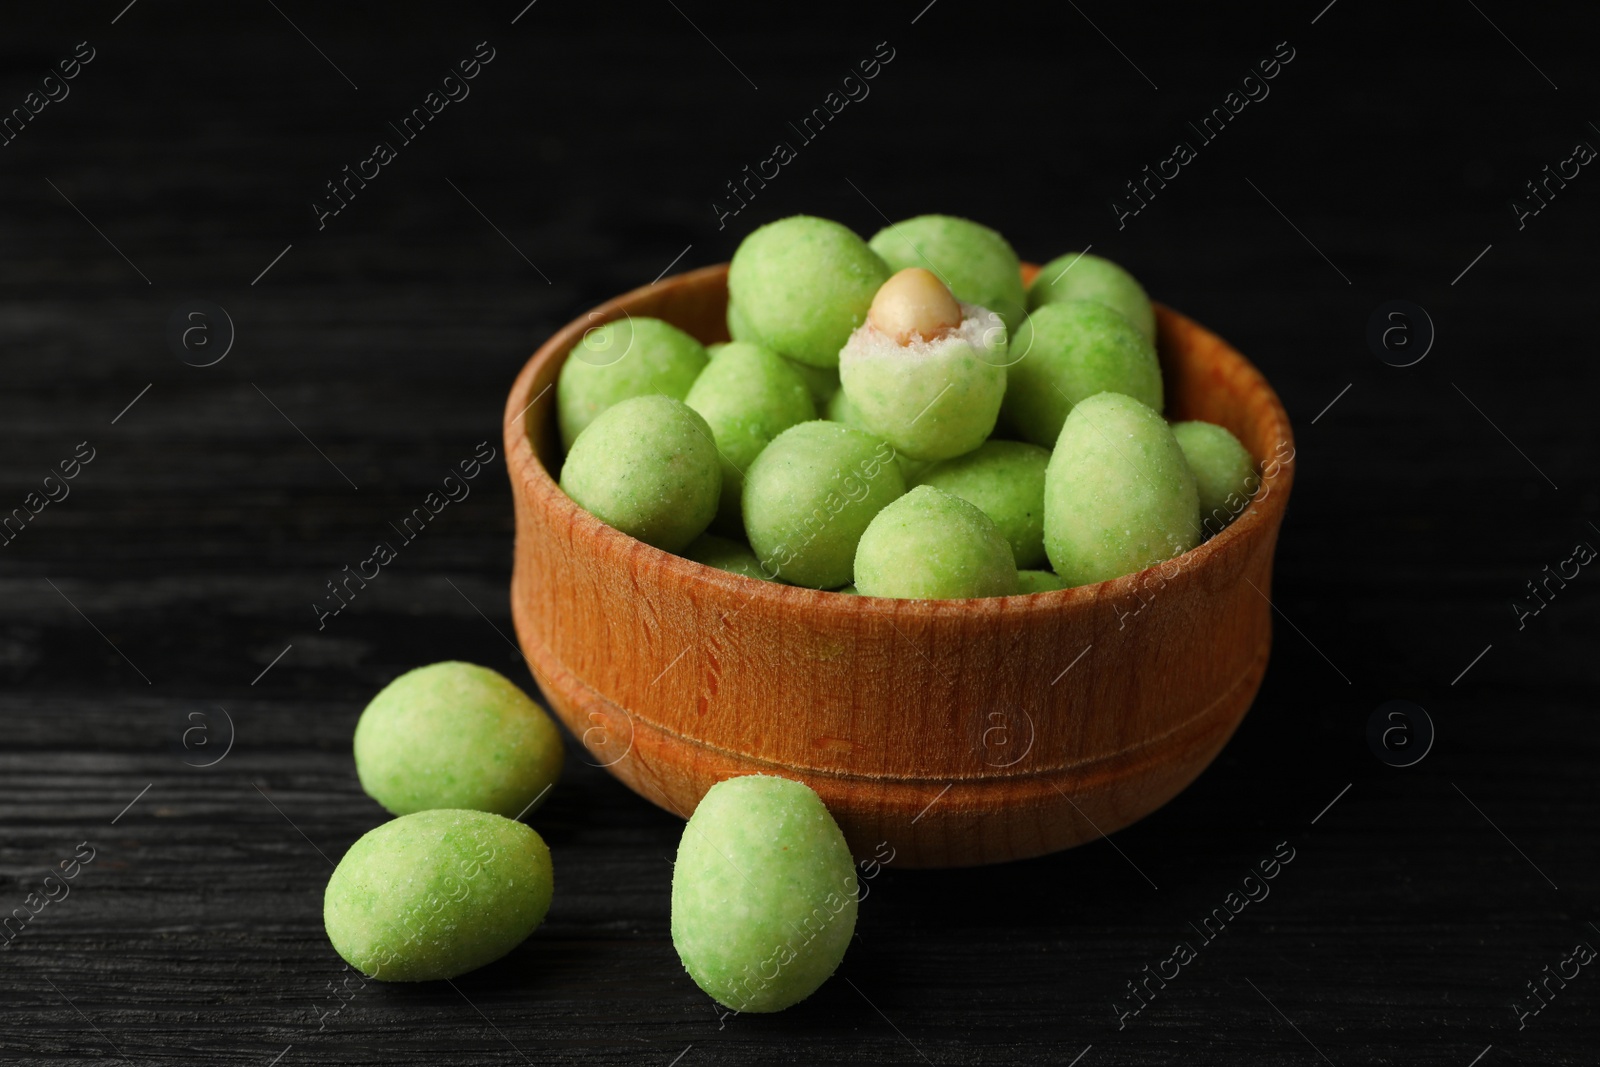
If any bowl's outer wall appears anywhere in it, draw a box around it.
[504,264,1295,867]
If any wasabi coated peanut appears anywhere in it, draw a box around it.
[727,216,891,368]
[1016,569,1066,594]
[1172,420,1258,535]
[869,214,1027,329]
[916,440,1050,569]
[683,533,779,582]
[784,358,841,407]
[823,386,860,425]
[742,420,905,589]
[716,333,838,408]
[1044,392,1200,586]
[839,268,1008,461]
[685,342,816,533]
[671,775,857,1012]
[324,809,553,982]
[560,395,720,552]
[826,388,928,483]
[1002,300,1163,448]
[854,485,1018,599]
[354,662,564,819]
[726,299,757,344]
[557,316,709,450]
[1028,251,1157,344]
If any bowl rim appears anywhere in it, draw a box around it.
[504,261,1296,617]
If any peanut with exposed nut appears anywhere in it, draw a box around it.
[867,268,963,345]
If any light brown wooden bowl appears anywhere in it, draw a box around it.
[504,263,1295,868]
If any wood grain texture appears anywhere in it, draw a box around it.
[504,265,1296,866]
[3,4,1599,1064]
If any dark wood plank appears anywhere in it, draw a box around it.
[1,2,1597,1064]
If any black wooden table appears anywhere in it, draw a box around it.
[3,3,1596,1064]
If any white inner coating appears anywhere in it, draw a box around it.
[840,301,1006,365]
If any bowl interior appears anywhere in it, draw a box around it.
[514,262,1294,601]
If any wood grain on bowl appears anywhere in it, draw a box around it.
[503,264,1295,868]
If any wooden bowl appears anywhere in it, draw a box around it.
[503,263,1295,868]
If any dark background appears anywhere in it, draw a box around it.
[2,1,1596,1064]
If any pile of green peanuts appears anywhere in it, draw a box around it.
[557,213,1261,598]
[319,218,1263,1012]
[324,661,857,1012]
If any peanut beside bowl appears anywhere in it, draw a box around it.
[503,263,1295,868]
